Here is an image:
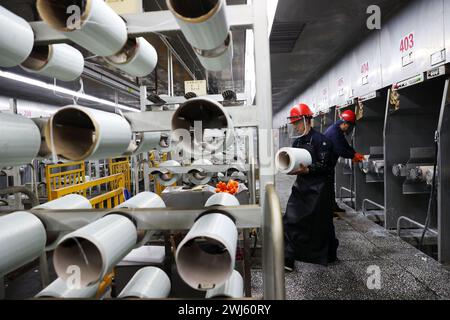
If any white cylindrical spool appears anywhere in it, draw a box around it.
[166,0,229,51]
[188,159,213,185]
[116,192,165,210]
[45,105,132,161]
[195,32,233,71]
[53,214,137,287]
[176,213,238,290]
[0,6,34,67]
[0,212,46,276]
[33,194,93,251]
[133,132,164,155]
[116,192,166,248]
[150,160,182,187]
[106,37,158,77]
[205,192,240,207]
[172,98,234,156]
[0,113,41,167]
[36,277,99,299]
[205,270,243,299]
[118,267,171,299]
[36,0,128,57]
[275,147,313,174]
[20,44,85,81]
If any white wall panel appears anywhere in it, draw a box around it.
[380,0,445,87]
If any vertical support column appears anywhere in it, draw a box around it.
[167,51,174,97]
[437,79,450,263]
[140,86,150,192]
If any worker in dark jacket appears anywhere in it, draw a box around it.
[324,110,364,213]
[283,104,339,271]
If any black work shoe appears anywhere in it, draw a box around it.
[284,258,295,272]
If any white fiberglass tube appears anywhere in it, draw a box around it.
[33,194,93,251]
[116,192,166,248]
[45,105,132,161]
[21,44,85,81]
[150,160,182,187]
[188,159,213,185]
[275,147,312,174]
[118,267,171,299]
[176,193,238,291]
[132,132,164,155]
[106,37,158,77]
[36,277,99,299]
[0,6,34,67]
[172,98,234,156]
[53,214,137,287]
[0,113,41,167]
[36,0,128,57]
[0,212,46,276]
[205,270,244,299]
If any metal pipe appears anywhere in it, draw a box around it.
[53,214,137,287]
[176,193,239,290]
[171,98,235,156]
[118,267,171,299]
[263,184,285,300]
[275,147,312,174]
[339,187,355,199]
[362,199,385,216]
[0,6,34,67]
[36,277,99,299]
[20,44,84,81]
[105,37,158,77]
[205,270,243,299]
[0,113,41,167]
[36,0,128,57]
[397,216,438,237]
[45,105,132,161]
[0,211,46,277]
[0,186,39,208]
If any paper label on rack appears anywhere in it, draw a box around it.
[185,80,207,96]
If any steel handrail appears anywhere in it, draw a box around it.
[263,184,285,300]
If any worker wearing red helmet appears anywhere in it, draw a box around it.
[283,103,339,271]
[324,109,364,213]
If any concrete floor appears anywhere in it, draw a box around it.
[250,174,450,300]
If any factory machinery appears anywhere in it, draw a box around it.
[0,1,284,300]
[277,0,450,264]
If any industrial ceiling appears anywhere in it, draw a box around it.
[269,0,413,113]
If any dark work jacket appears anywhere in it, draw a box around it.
[283,129,338,266]
[324,120,356,168]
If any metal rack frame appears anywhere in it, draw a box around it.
[20,1,284,300]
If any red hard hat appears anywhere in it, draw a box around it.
[341,110,356,124]
[289,103,313,124]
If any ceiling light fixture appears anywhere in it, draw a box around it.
[0,70,139,112]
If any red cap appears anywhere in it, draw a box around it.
[341,110,356,124]
[289,103,314,124]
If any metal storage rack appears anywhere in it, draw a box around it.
[25,0,285,299]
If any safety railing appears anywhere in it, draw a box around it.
[50,173,125,209]
[45,161,86,200]
[109,157,131,192]
[263,184,285,300]
[90,187,125,209]
[362,199,385,216]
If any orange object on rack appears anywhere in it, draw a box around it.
[215,180,239,195]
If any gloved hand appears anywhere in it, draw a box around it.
[352,152,365,163]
